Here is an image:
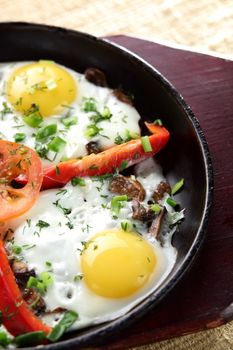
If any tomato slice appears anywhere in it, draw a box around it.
[0,141,43,224]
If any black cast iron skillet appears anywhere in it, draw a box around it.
[0,22,213,349]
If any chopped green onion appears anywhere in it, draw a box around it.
[61,115,78,127]
[114,135,124,145]
[71,177,86,187]
[102,106,111,119]
[125,129,139,141]
[121,220,133,232]
[12,245,22,255]
[141,136,152,152]
[26,272,53,294]
[83,98,97,112]
[85,124,102,138]
[14,133,26,142]
[111,195,128,215]
[153,119,163,126]
[45,261,52,268]
[0,331,11,347]
[171,178,184,195]
[166,197,179,208]
[45,79,57,90]
[48,136,66,152]
[36,124,57,141]
[23,105,43,128]
[15,331,46,347]
[151,204,161,213]
[119,160,128,170]
[47,310,78,342]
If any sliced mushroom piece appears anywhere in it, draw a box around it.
[23,288,46,316]
[12,260,36,289]
[84,68,107,87]
[85,141,101,155]
[149,207,166,239]
[113,89,133,106]
[132,200,155,222]
[153,181,171,202]
[109,174,146,201]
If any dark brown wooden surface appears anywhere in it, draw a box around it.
[88,35,233,349]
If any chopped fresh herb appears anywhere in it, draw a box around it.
[0,102,12,119]
[48,136,66,152]
[0,331,11,347]
[56,189,68,196]
[114,134,124,144]
[111,195,128,215]
[66,221,74,230]
[71,177,86,187]
[45,261,52,268]
[14,133,26,142]
[36,124,57,141]
[15,331,46,347]
[151,204,161,213]
[35,144,49,159]
[153,119,163,126]
[23,104,43,128]
[121,220,133,232]
[119,160,128,170]
[47,310,78,342]
[141,136,152,152]
[55,165,60,176]
[27,272,53,295]
[53,199,72,216]
[12,245,22,255]
[61,115,78,127]
[171,178,185,195]
[85,124,102,138]
[89,164,99,170]
[36,220,50,230]
[74,273,83,282]
[82,97,97,112]
[166,197,179,209]
[115,130,139,145]
[102,106,111,119]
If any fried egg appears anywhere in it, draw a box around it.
[0,61,140,166]
[7,159,180,330]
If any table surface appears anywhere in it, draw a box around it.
[83,35,233,350]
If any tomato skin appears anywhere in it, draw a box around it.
[0,141,43,224]
[41,123,170,189]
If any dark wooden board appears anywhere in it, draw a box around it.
[86,35,233,349]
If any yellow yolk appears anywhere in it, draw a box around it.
[6,61,76,117]
[81,230,156,298]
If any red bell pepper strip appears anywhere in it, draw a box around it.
[41,123,169,190]
[0,239,52,336]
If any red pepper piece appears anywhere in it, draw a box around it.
[0,240,51,336]
[41,123,169,190]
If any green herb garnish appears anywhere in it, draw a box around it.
[14,133,26,142]
[171,178,184,195]
[71,177,86,187]
[36,124,57,141]
[47,310,78,342]
[141,136,152,152]
[48,136,66,152]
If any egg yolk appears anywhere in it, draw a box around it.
[6,61,76,117]
[81,230,156,298]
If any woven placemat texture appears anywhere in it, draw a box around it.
[0,0,232,58]
[0,1,232,349]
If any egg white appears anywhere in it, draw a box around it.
[7,159,177,330]
[0,62,140,166]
